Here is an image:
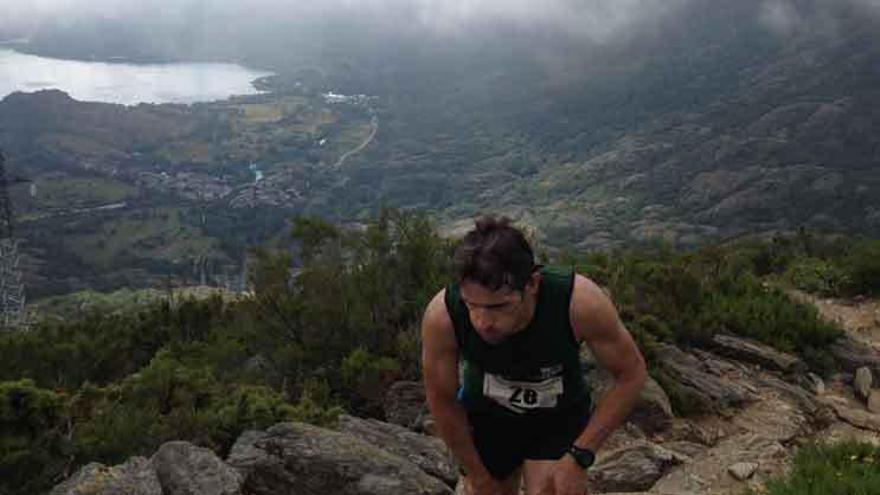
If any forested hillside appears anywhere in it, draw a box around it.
[2,210,879,494]
[1,2,878,298]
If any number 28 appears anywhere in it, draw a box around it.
[509,387,538,406]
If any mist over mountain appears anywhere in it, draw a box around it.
[1,0,879,295]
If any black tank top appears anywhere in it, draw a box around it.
[444,266,591,417]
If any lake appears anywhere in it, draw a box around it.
[0,48,273,105]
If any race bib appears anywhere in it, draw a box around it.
[483,373,564,413]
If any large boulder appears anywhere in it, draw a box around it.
[150,441,243,495]
[585,353,675,434]
[336,414,458,486]
[709,334,805,374]
[628,376,676,434]
[588,442,682,493]
[51,457,161,495]
[653,344,757,412]
[226,421,452,495]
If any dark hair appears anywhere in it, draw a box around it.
[453,216,535,292]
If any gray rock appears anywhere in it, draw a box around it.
[226,421,452,495]
[589,442,682,493]
[586,364,674,434]
[384,381,430,431]
[869,390,880,414]
[803,372,826,396]
[831,336,880,375]
[727,462,759,481]
[336,414,457,486]
[755,374,831,426]
[629,376,676,434]
[855,367,874,401]
[151,441,243,495]
[825,399,880,432]
[654,344,756,411]
[659,441,708,460]
[51,457,161,495]
[710,334,805,374]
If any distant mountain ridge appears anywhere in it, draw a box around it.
[1,0,879,296]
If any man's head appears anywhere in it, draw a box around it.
[453,216,540,344]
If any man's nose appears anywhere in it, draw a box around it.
[471,309,493,331]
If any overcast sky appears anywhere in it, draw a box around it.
[0,0,737,42]
[2,0,878,51]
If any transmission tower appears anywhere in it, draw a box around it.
[0,149,29,331]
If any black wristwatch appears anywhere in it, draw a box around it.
[567,445,596,469]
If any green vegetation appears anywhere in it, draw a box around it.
[66,208,219,270]
[746,442,880,495]
[2,210,449,494]
[776,237,880,298]
[566,237,844,375]
[30,174,134,210]
[2,211,874,494]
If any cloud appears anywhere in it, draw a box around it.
[758,0,880,37]
[1,0,691,42]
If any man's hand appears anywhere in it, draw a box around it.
[539,456,589,495]
[463,472,510,495]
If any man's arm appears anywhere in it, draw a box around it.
[421,290,494,482]
[570,274,647,452]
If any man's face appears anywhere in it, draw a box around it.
[459,276,537,345]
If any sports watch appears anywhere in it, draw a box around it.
[567,445,596,469]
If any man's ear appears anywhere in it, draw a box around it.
[524,270,542,297]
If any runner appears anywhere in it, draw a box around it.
[421,216,647,495]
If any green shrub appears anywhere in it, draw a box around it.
[748,441,880,495]
[340,348,401,417]
[844,240,880,296]
[0,380,67,495]
[785,257,852,296]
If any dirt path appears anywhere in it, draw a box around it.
[333,114,378,168]
[648,292,880,494]
[788,289,880,348]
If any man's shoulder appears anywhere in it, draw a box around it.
[569,273,619,339]
[421,288,458,353]
[423,288,454,332]
[570,273,608,305]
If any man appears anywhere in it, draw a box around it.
[421,216,647,495]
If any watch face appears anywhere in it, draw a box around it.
[569,446,595,468]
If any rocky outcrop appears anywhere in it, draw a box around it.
[336,414,458,486]
[53,420,454,495]
[151,441,243,495]
[710,334,805,374]
[384,380,434,433]
[226,422,453,495]
[830,335,880,375]
[589,442,682,493]
[51,458,161,495]
[654,344,757,411]
[823,398,880,433]
[626,377,675,434]
[585,354,675,434]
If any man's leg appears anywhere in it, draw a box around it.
[521,460,556,495]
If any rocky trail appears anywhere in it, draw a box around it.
[50,293,880,495]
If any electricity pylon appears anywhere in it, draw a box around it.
[0,149,29,331]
